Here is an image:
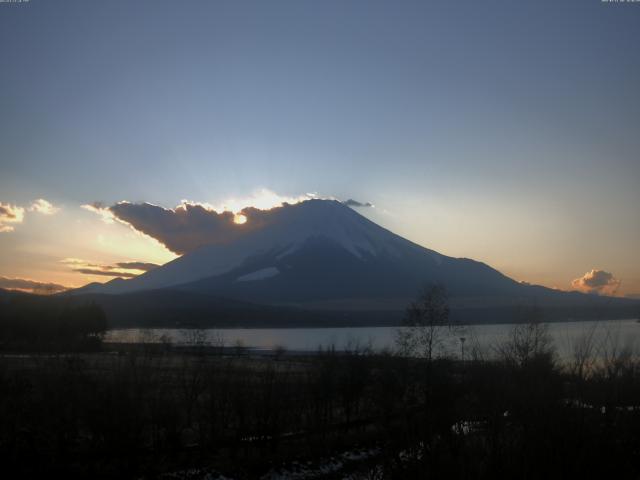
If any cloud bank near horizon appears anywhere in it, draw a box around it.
[61,258,160,279]
[0,276,68,295]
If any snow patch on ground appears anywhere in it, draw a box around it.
[260,447,380,479]
[161,446,381,480]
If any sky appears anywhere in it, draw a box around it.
[0,0,639,296]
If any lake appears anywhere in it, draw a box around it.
[105,318,640,361]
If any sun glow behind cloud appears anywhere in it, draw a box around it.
[94,229,178,264]
[1,189,637,296]
[18,190,310,287]
[81,202,116,223]
[24,205,178,286]
[183,189,317,214]
[233,213,247,224]
[79,189,324,255]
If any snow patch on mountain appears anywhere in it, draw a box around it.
[236,267,280,282]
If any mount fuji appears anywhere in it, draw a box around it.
[69,199,636,326]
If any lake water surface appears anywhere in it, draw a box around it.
[106,318,640,360]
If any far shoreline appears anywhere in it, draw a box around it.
[105,315,640,332]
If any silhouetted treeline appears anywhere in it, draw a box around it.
[1,334,639,479]
[0,293,107,351]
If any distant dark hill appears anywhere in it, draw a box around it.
[60,287,638,329]
[1,285,635,328]
[56,289,405,328]
[66,277,128,296]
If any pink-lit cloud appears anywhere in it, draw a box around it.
[571,269,621,295]
[0,203,25,232]
[0,199,60,232]
[29,198,60,215]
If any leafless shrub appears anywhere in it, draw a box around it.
[396,284,453,361]
[495,318,555,367]
[209,329,225,355]
[273,344,287,359]
[233,338,247,356]
[567,323,599,380]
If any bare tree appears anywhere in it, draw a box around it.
[210,329,226,355]
[496,308,555,368]
[185,328,208,354]
[396,284,451,361]
[568,323,599,381]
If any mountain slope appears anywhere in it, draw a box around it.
[61,199,640,325]
[79,199,521,301]
[72,199,638,318]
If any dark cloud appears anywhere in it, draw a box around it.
[72,268,138,278]
[110,202,237,254]
[84,199,369,256]
[115,262,159,271]
[342,199,373,208]
[100,201,277,255]
[62,258,160,279]
[0,276,68,295]
[571,269,621,295]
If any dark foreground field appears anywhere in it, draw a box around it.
[1,334,640,480]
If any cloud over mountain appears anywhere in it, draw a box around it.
[110,202,241,254]
[84,201,292,255]
[342,199,374,208]
[115,262,159,272]
[571,269,621,295]
[81,191,380,255]
[72,268,139,278]
[61,258,160,279]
